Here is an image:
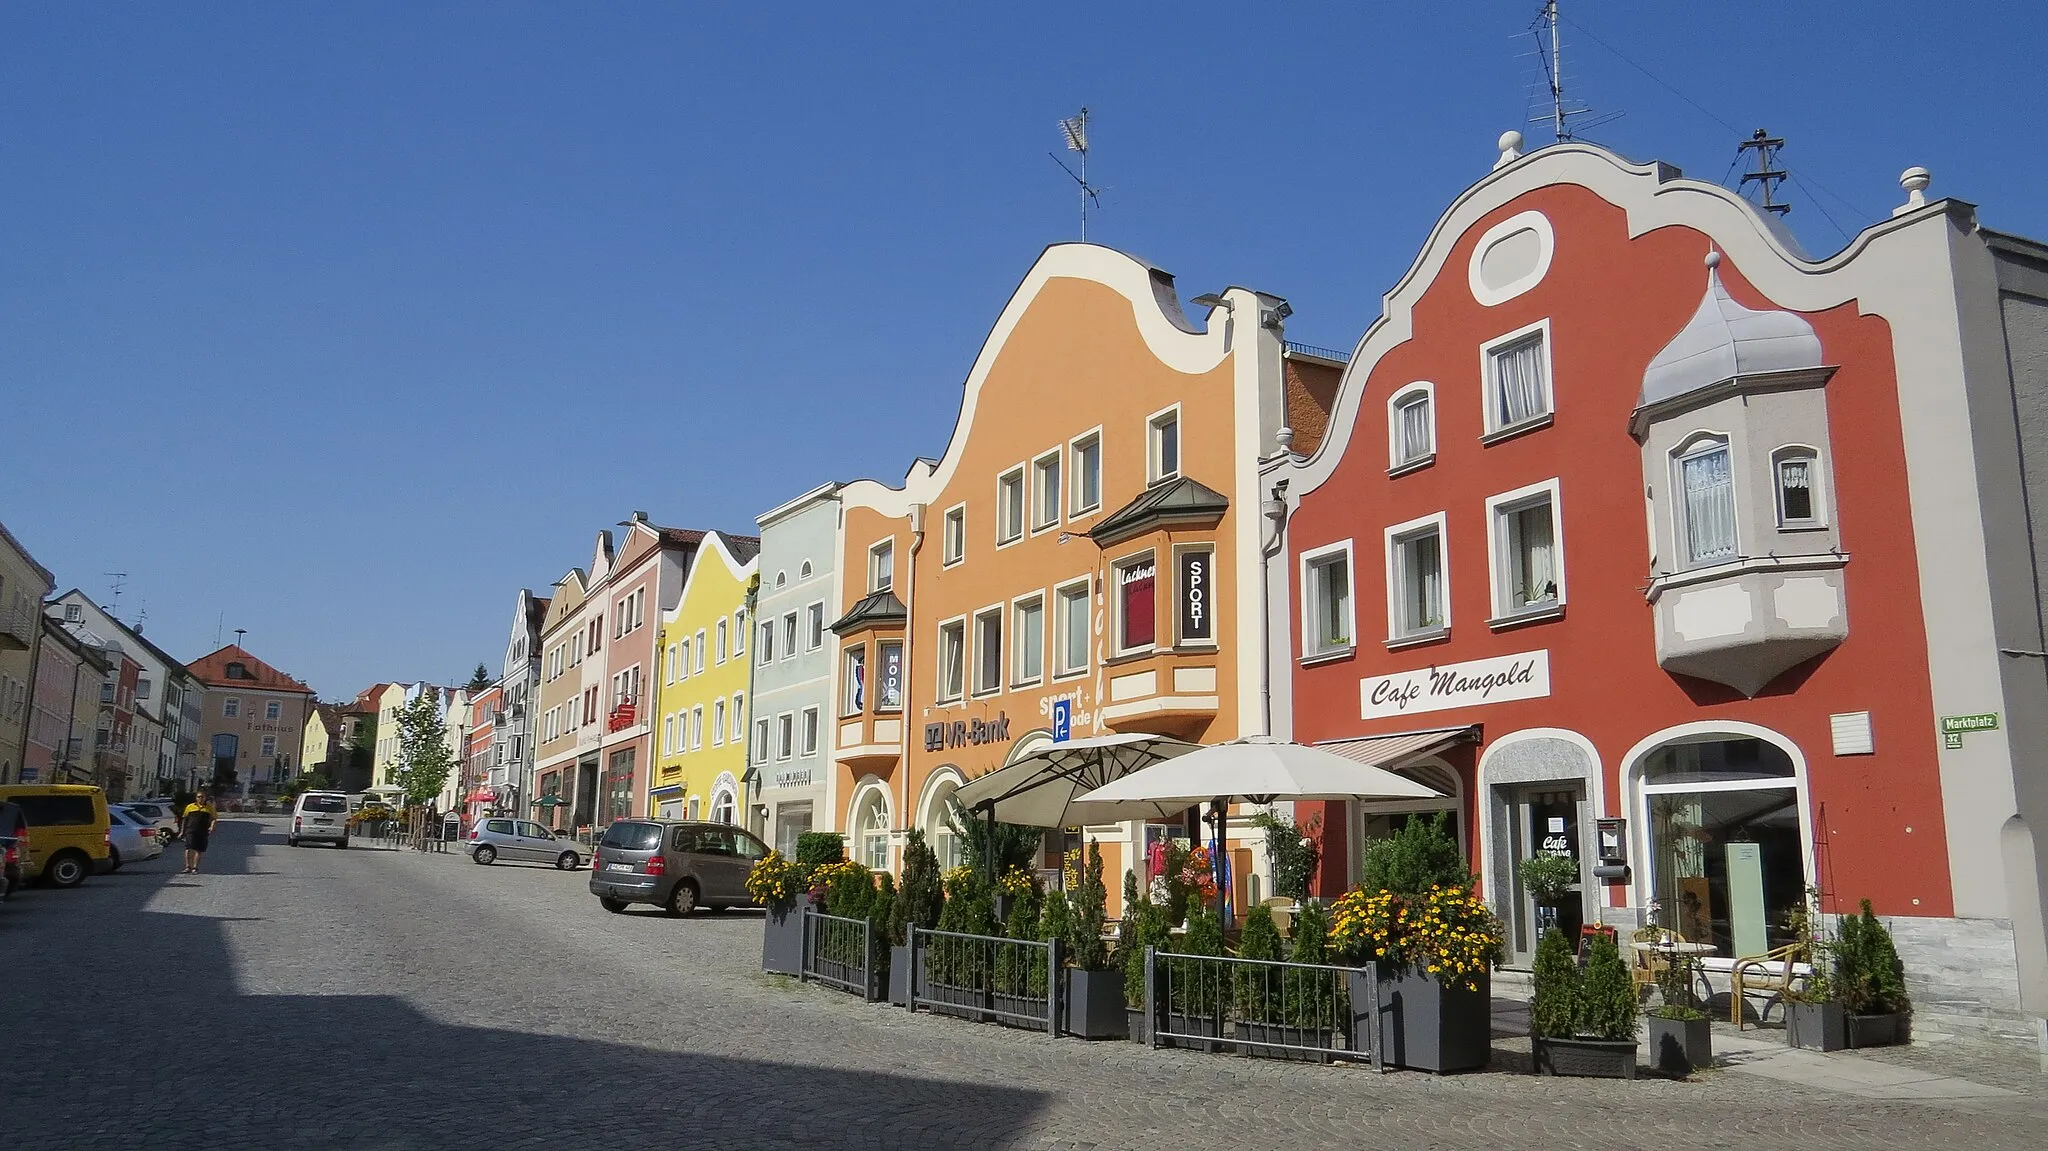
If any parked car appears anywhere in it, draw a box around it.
[287,791,352,848]
[588,820,767,916]
[0,784,113,888]
[1,800,26,900]
[106,807,164,870]
[118,801,180,844]
[467,818,582,869]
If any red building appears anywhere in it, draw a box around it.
[1269,136,2048,1039]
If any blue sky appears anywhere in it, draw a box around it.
[4,2,2042,698]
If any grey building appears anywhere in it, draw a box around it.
[494,588,549,816]
[748,483,843,856]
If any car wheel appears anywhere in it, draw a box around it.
[556,851,579,871]
[287,838,299,847]
[46,851,89,888]
[108,847,122,872]
[337,838,349,850]
[473,845,497,865]
[665,878,699,918]
[599,897,629,914]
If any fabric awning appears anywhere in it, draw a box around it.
[1314,725,1480,772]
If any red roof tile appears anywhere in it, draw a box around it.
[187,644,315,695]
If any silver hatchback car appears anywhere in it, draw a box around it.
[467,818,584,870]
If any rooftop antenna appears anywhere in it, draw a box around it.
[234,628,247,649]
[1049,107,1102,240]
[1738,128,1792,216]
[104,571,128,618]
[1526,3,1616,143]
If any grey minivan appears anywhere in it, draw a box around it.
[588,820,767,916]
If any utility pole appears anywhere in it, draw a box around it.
[1738,129,1792,216]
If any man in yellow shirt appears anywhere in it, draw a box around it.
[180,795,217,874]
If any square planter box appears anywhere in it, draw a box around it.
[1236,1021,1337,1064]
[1064,969,1128,1039]
[1534,1036,1639,1079]
[1647,1015,1712,1076]
[1160,1011,1228,1054]
[761,903,806,976]
[1847,1012,1905,1048]
[1348,965,1492,1074]
[1126,1006,1152,1044]
[889,945,914,1006]
[992,992,1044,1025]
[1787,1001,1847,1051]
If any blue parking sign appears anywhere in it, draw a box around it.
[1052,698,1072,742]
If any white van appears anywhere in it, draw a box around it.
[289,791,352,848]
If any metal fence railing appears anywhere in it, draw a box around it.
[1144,947,1379,1067]
[801,910,880,1001]
[907,927,1062,1034]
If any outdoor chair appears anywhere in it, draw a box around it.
[1261,896,1295,938]
[1731,942,1807,1028]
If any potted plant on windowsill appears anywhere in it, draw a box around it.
[1644,944,1712,1076]
[747,849,810,976]
[1062,841,1126,1039]
[888,830,945,1006]
[1532,927,1639,1078]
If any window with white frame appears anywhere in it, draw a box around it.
[754,717,770,762]
[842,645,865,715]
[1676,437,1737,565]
[996,467,1025,545]
[678,638,692,677]
[1114,554,1157,653]
[776,712,794,760]
[730,693,744,742]
[943,505,966,565]
[1483,323,1552,434]
[663,714,676,755]
[691,706,704,749]
[1390,384,1436,467]
[1148,408,1180,483]
[801,707,820,756]
[665,644,678,684]
[260,736,276,758]
[1055,580,1090,676]
[875,639,903,710]
[1386,517,1446,639]
[732,610,745,654]
[972,607,1003,695]
[224,698,240,718]
[712,699,725,745]
[937,619,966,702]
[265,700,281,720]
[1032,451,1061,531]
[715,619,728,664]
[759,618,775,662]
[694,631,707,673]
[869,539,894,592]
[1012,595,1044,686]
[1302,543,1354,656]
[1070,431,1102,515]
[854,788,889,870]
[1774,446,1821,528]
[1489,482,1563,617]
[805,602,825,651]
[781,612,798,660]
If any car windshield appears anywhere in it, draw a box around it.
[600,821,662,851]
[302,795,348,813]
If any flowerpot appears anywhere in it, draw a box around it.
[1534,1036,1638,1079]
[889,945,913,1007]
[1348,964,1492,1074]
[1126,1006,1151,1044]
[1786,1001,1847,1051]
[1847,1012,1903,1049]
[992,992,1042,1024]
[1063,969,1128,1040]
[1235,1021,1337,1064]
[761,902,806,976]
[1161,1011,1227,1054]
[1647,1015,1712,1076]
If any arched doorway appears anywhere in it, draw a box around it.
[848,779,893,872]
[917,768,966,871]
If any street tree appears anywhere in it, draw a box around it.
[392,690,455,807]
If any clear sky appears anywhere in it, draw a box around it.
[4,2,2042,698]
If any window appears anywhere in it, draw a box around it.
[1032,451,1061,531]
[1640,736,1806,959]
[781,612,797,660]
[875,640,903,710]
[1147,407,1181,483]
[775,570,788,589]
[1488,482,1564,618]
[854,789,889,871]
[1302,543,1354,656]
[260,736,277,758]
[754,717,771,762]
[715,620,728,664]
[1070,431,1102,515]
[712,700,725,745]
[1774,447,1821,527]
[1677,439,1737,564]
[1390,384,1436,468]
[1055,581,1090,676]
[710,790,735,827]
[665,644,678,684]
[1013,595,1044,686]
[1387,518,1446,639]
[223,698,240,718]
[973,607,1003,695]
[678,638,692,678]
[733,610,746,655]
[943,505,966,565]
[937,619,966,702]
[842,646,866,715]
[1483,324,1552,433]
[64,603,83,622]
[731,693,744,742]
[663,714,676,755]
[801,707,820,756]
[759,620,775,663]
[776,713,794,760]
[800,561,812,579]
[265,700,281,720]
[694,631,707,673]
[869,540,894,593]
[691,706,704,750]
[1115,554,1157,652]
[806,602,825,651]
[996,467,1025,544]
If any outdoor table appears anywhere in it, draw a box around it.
[1629,940,1717,957]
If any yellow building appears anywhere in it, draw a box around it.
[649,531,758,823]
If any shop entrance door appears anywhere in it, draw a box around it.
[1506,785,1586,964]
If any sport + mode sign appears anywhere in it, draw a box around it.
[1359,649,1551,720]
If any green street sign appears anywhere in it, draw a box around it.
[1939,713,1999,735]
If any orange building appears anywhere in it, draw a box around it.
[824,243,1339,909]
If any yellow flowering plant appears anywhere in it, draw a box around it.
[1327,883,1505,992]
[996,865,1037,898]
[745,849,804,909]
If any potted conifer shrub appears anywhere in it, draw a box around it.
[925,868,997,1019]
[1123,888,1168,1043]
[1836,899,1910,1048]
[1644,946,1712,1076]
[1162,907,1228,1052]
[1062,841,1126,1039]
[889,831,945,1006]
[1231,903,1286,1055]
[1785,895,1846,1051]
[992,887,1043,1023]
[1533,928,1639,1079]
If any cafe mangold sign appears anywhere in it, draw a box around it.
[1359,649,1551,720]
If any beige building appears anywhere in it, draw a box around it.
[188,644,316,801]
[1,520,56,784]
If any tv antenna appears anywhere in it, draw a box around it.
[234,628,247,649]
[1526,2,1619,143]
[1737,128,1792,216]
[104,571,129,618]
[1048,107,1103,240]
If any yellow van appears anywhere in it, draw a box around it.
[0,784,112,888]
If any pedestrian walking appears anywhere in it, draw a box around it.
[180,795,217,874]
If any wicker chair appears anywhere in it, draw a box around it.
[1731,942,1807,1028]
[1261,896,1295,938]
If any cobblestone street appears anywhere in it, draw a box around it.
[3,816,2042,1149]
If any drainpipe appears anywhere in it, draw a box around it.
[900,504,925,862]
[1258,470,1291,738]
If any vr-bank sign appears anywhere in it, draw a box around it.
[1359,649,1551,720]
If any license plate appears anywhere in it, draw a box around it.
[312,818,331,825]
[607,863,630,872]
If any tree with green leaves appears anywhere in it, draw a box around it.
[392,690,456,806]
[466,664,494,692]
[1357,812,1471,897]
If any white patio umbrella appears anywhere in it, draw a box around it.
[951,731,1201,830]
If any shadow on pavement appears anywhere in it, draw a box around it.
[1,819,1053,1149]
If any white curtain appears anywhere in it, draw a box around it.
[1404,533,1442,630]
[1682,448,1737,562]
[1492,338,1548,427]
[1398,395,1433,461]
[1512,504,1556,606]
[1778,457,1812,521]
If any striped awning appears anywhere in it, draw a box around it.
[1315,725,1479,775]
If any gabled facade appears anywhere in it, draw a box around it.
[534,567,594,830]
[750,483,843,854]
[649,531,759,823]
[0,519,54,786]
[494,589,549,813]
[1269,136,2048,1036]
[187,643,316,800]
[25,615,113,785]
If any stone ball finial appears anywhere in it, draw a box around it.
[1494,130,1524,170]
[1894,166,1931,216]
[1276,426,1296,453]
[1705,249,1722,270]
